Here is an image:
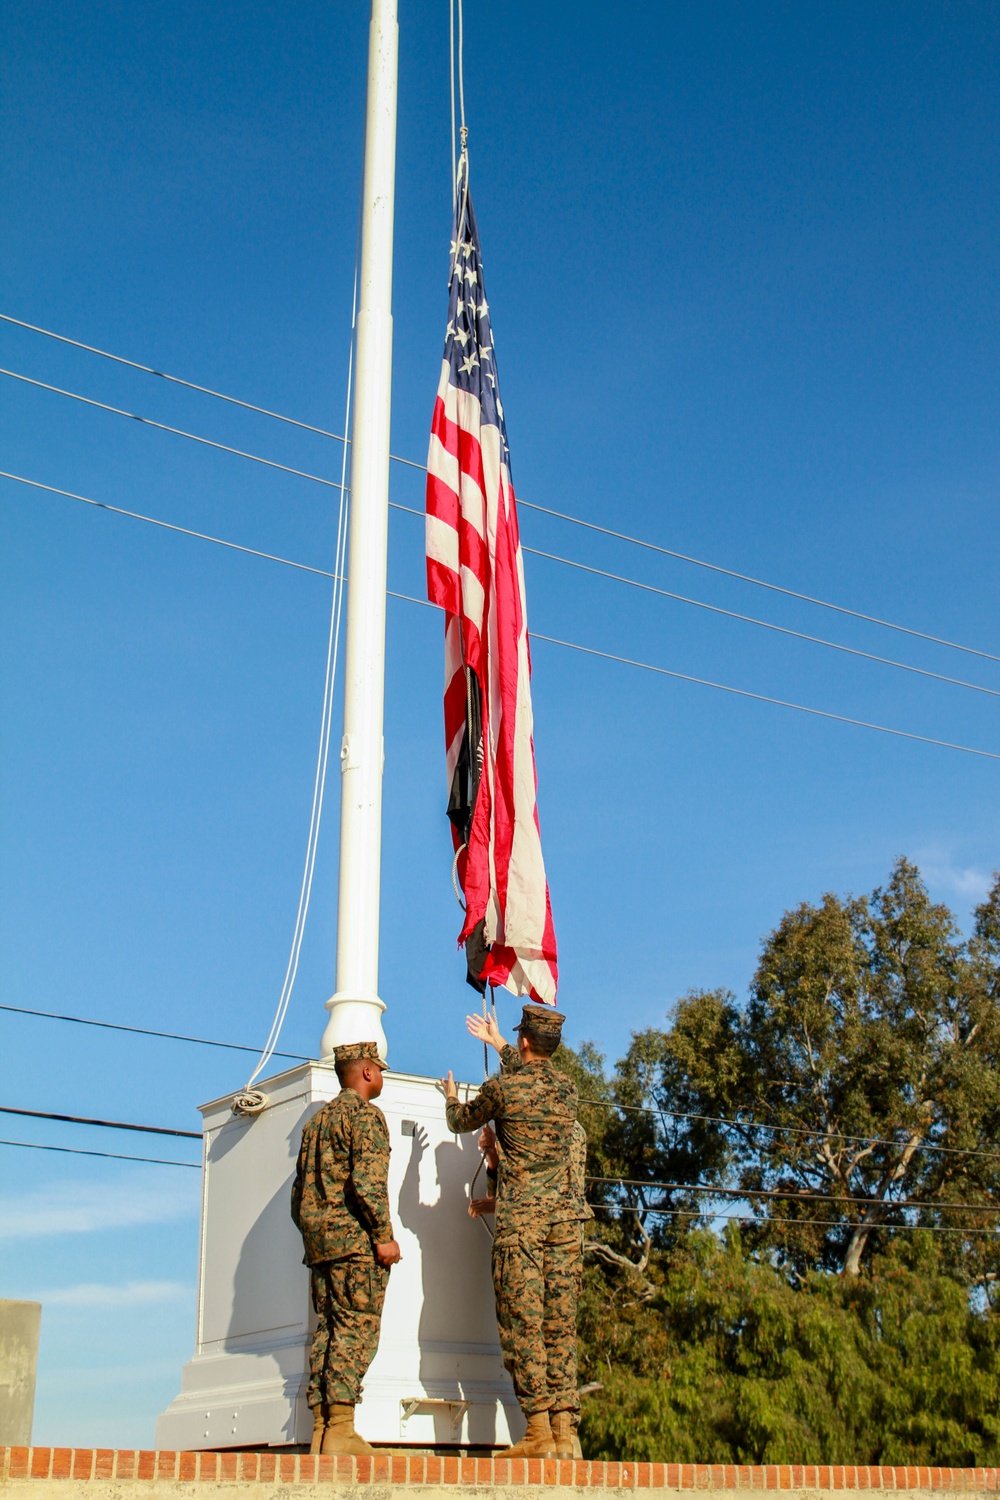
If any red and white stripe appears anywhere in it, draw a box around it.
[426,374,558,1005]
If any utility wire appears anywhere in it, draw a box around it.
[587,1177,1000,1216]
[0,1138,199,1169]
[530,548,1000,698]
[579,1094,1000,1162]
[5,471,999,763]
[0,1105,199,1139]
[392,502,1000,701]
[1,1131,992,1226]
[31,456,976,712]
[0,314,349,446]
[0,369,346,494]
[528,627,1000,763]
[11,355,1000,685]
[28,354,992,704]
[4,315,999,666]
[0,1133,993,1223]
[389,589,1000,763]
[588,1203,999,1237]
[0,472,338,579]
[0,1130,992,1219]
[5,1101,995,1214]
[514,499,1000,667]
[14,455,994,701]
[0,1132,993,1223]
[0,1001,309,1062]
[5,1002,1000,1167]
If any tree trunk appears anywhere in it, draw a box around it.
[841,1224,870,1275]
[840,1127,925,1274]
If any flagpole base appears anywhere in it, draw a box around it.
[320,993,388,1060]
[156,1062,523,1451]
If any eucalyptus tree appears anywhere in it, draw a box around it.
[594,861,1000,1277]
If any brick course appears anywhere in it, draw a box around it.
[1,1449,999,1491]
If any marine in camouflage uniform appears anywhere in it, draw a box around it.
[493,1039,592,1416]
[445,1005,586,1453]
[291,1040,397,1454]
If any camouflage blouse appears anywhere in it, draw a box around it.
[497,1042,592,1223]
[291,1088,393,1265]
[446,1047,580,1234]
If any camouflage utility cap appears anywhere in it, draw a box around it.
[515,1004,566,1046]
[333,1040,389,1069]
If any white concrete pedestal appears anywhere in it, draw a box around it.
[155,1064,522,1451]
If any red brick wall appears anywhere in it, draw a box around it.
[3,1449,1000,1490]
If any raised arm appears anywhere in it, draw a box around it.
[443,1072,504,1134]
[498,1042,522,1073]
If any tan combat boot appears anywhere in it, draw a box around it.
[309,1404,329,1454]
[500,1411,557,1458]
[549,1410,575,1459]
[319,1401,376,1456]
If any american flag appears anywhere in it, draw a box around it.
[425,164,558,1007]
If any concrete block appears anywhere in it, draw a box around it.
[0,1300,42,1446]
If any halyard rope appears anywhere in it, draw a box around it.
[230,266,358,1116]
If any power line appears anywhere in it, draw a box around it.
[6,1001,1000,1168]
[579,1094,1000,1162]
[526,627,1000,763]
[5,470,999,763]
[2,1133,992,1226]
[390,589,1000,762]
[0,1139,994,1222]
[5,1126,994,1218]
[0,1138,199,1169]
[29,359,981,704]
[11,353,1000,686]
[0,369,346,494]
[394,501,1000,701]
[0,1105,200,1140]
[514,500,1000,667]
[587,1176,1000,1216]
[1,1131,993,1227]
[0,471,338,579]
[526,548,1000,699]
[0,313,350,446]
[0,1000,309,1062]
[588,1202,999,1238]
[23,461,981,709]
[4,314,999,667]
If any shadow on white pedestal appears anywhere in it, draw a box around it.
[155,1062,523,1451]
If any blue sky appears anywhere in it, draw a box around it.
[2,0,998,1448]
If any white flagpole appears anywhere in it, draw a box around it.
[320,0,398,1059]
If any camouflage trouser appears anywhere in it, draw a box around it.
[492,1219,583,1416]
[308,1254,388,1408]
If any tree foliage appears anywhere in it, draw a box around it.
[577,1230,1000,1464]
[566,860,1000,1462]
